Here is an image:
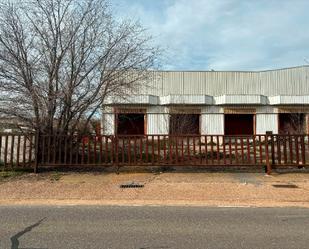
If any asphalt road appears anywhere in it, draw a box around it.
[0,206,309,249]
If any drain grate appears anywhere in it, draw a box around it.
[120,182,144,188]
[272,184,298,189]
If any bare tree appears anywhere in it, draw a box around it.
[0,0,159,135]
[169,114,200,135]
[280,113,306,134]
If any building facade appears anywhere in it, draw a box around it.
[102,66,309,135]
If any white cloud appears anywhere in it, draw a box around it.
[116,0,309,70]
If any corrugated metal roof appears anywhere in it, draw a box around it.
[135,65,309,97]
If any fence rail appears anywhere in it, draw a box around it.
[1,133,309,173]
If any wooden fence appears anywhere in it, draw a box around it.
[1,133,309,173]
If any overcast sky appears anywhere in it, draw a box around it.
[115,0,309,71]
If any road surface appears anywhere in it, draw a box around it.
[0,205,309,249]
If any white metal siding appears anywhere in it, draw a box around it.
[105,95,159,105]
[147,114,169,134]
[160,95,213,105]
[256,114,278,134]
[269,95,309,105]
[138,66,309,97]
[101,107,115,135]
[255,106,278,134]
[201,106,224,135]
[147,106,169,134]
[214,95,267,105]
[201,114,224,135]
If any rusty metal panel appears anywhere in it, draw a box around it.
[169,107,201,114]
[224,108,256,114]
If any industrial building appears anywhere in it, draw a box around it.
[102,65,309,135]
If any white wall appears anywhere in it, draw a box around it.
[201,106,224,135]
[147,106,169,134]
[101,106,115,135]
[256,106,278,134]
[101,105,281,135]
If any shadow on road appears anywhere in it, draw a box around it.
[10,217,47,249]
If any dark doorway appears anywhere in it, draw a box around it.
[117,114,145,135]
[169,114,200,135]
[279,113,306,134]
[225,114,254,135]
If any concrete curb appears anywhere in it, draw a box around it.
[1,199,309,208]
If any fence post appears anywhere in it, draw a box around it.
[271,135,275,165]
[301,135,306,167]
[115,135,119,174]
[34,130,40,173]
[265,133,272,175]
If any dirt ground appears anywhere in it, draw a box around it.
[1,169,309,207]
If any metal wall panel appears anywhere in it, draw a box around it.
[101,113,115,135]
[201,114,224,135]
[146,106,169,134]
[101,107,115,135]
[256,114,278,134]
[201,106,224,135]
[105,95,159,105]
[141,66,309,97]
[163,72,184,95]
[255,106,278,134]
[214,95,267,105]
[160,95,213,105]
[269,95,309,105]
[147,114,169,134]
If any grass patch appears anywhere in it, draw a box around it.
[50,171,62,181]
[0,169,30,180]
